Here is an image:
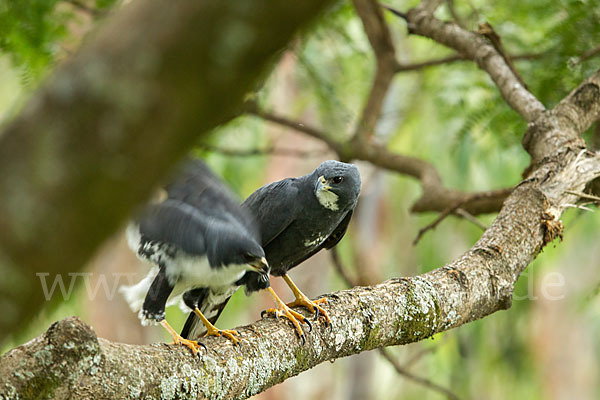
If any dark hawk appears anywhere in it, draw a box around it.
[181,160,361,341]
[120,159,270,354]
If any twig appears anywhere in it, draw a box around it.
[330,247,357,287]
[379,3,407,19]
[62,0,103,17]
[564,203,594,212]
[580,45,600,62]
[413,190,510,244]
[395,52,541,73]
[565,190,600,203]
[592,123,600,151]
[396,54,468,71]
[446,0,467,30]
[403,334,450,368]
[477,22,528,89]
[454,208,488,231]
[198,144,328,158]
[245,103,342,152]
[378,348,461,400]
[414,203,462,245]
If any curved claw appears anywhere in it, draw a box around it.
[303,317,312,332]
[313,306,320,321]
[205,328,241,346]
[196,341,208,355]
[261,309,267,319]
[286,295,331,327]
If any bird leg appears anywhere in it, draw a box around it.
[262,287,312,344]
[283,274,331,326]
[193,307,241,346]
[160,319,205,355]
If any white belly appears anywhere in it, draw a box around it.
[120,254,251,315]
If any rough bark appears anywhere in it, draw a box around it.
[1,141,599,399]
[0,0,334,342]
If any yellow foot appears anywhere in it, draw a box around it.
[169,336,206,355]
[287,296,331,326]
[205,327,241,347]
[160,320,206,355]
[282,274,331,326]
[262,287,312,344]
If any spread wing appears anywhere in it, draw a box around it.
[137,200,208,256]
[136,159,260,256]
[241,178,300,247]
[165,159,259,240]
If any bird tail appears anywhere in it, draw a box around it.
[119,267,159,312]
[180,312,203,339]
[180,294,234,340]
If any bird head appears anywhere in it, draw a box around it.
[313,160,361,212]
[207,227,269,275]
[243,252,270,275]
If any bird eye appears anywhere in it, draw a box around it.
[332,176,344,184]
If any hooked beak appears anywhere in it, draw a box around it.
[318,175,332,191]
[249,257,270,274]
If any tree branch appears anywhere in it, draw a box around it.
[198,144,329,158]
[0,0,335,342]
[351,0,398,142]
[378,348,460,400]
[248,107,511,214]
[330,248,459,398]
[523,70,600,167]
[3,141,599,398]
[390,3,547,121]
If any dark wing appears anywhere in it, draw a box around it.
[165,158,259,240]
[137,199,208,255]
[282,209,354,268]
[322,209,353,250]
[241,178,300,247]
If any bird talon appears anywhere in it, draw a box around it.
[283,276,332,327]
[304,318,312,332]
[313,307,320,320]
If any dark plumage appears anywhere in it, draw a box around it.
[182,160,361,341]
[120,159,269,353]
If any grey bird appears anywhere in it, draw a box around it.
[181,160,361,341]
[120,159,270,354]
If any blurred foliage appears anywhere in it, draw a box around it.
[0,0,118,85]
[1,0,600,399]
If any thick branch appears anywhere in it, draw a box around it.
[523,70,600,167]
[3,146,599,399]
[0,0,334,342]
